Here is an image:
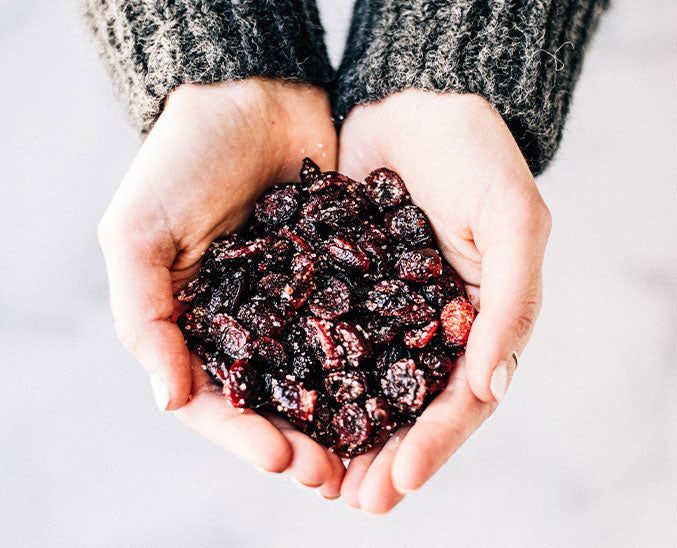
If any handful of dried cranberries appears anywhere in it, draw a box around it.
[176,159,475,457]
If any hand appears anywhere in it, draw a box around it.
[98,78,345,497]
[337,91,552,513]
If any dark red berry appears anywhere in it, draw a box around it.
[381,358,427,414]
[300,157,321,185]
[332,403,371,455]
[269,376,316,423]
[255,185,299,226]
[222,360,261,408]
[334,321,371,367]
[365,397,395,430]
[403,319,439,349]
[364,167,408,209]
[385,205,433,247]
[309,276,351,320]
[236,300,285,339]
[325,370,367,403]
[324,237,370,273]
[421,266,465,307]
[306,317,344,370]
[210,314,252,360]
[252,337,288,370]
[396,248,443,282]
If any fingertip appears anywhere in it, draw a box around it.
[464,321,506,403]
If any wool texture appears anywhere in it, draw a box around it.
[335,0,610,176]
[78,0,334,134]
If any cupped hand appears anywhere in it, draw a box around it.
[98,78,344,496]
[337,91,552,513]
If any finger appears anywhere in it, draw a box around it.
[316,451,346,500]
[465,187,551,402]
[340,448,380,509]
[391,357,495,493]
[356,428,411,514]
[264,414,335,488]
[174,364,292,473]
[98,206,193,411]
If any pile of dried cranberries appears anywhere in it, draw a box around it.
[176,159,475,457]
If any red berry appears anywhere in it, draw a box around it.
[440,297,476,348]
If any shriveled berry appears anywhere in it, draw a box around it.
[360,315,401,346]
[281,253,316,308]
[420,346,455,393]
[177,274,210,303]
[255,185,299,226]
[257,273,289,299]
[365,280,434,325]
[364,167,408,209]
[206,268,247,314]
[216,237,268,261]
[324,237,370,273]
[277,227,313,253]
[308,170,353,193]
[421,266,465,307]
[396,248,443,282]
[300,157,321,185]
[332,403,371,455]
[440,297,475,348]
[177,308,211,340]
[268,376,316,423]
[236,300,285,338]
[210,314,252,360]
[334,321,371,367]
[385,205,433,247]
[309,276,351,320]
[223,360,261,408]
[252,337,288,370]
[365,397,395,430]
[325,370,367,403]
[381,359,427,414]
[403,319,439,349]
[306,317,344,369]
[202,354,230,384]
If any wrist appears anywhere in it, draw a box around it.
[163,78,334,181]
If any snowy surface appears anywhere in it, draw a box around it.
[1,1,675,546]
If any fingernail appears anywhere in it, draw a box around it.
[490,362,509,402]
[315,490,339,501]
[150,374,170,411]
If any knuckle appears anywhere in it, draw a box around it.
[114,319,139,354]
[512,299,541,342]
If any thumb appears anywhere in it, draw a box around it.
[464,191,551,402]
[98,209,192,411]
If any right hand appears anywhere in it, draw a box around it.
[98,78,345,497]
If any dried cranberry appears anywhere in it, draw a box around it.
[309,276,351,320]
[252,337,288,370]
[325,370,367,403]
[268,376,316,423]
[365,280,434,325]
[421,266,465,307]
[440,297,475,349]
[236,300,285,339]
[332,403,371,456]
[255,184,299,227]
[222,360,261,408]
[210,314,252,360]
[396,248,443,282]
[381,358,427,414]
[403,319,439,349]
[324,237,370,273]
[306,317,344,370]
[300,157,321,185]
[385,205,433,247]
[364,167,408,209]
[334,321,371,367]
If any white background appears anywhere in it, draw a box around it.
[1,1,676,546]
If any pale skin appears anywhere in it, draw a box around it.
[98,78,551,512]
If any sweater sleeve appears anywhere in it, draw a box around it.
[79,0,334,134]
[334,0,610,176]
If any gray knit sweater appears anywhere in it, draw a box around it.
[80,0,609,176]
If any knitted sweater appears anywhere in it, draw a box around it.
[80,0,609,176]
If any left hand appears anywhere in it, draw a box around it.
[337,90,552,513]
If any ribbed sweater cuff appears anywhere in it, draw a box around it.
[335,0,609,176]
[80,0,334,133]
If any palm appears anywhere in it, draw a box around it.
[335,91,550,513]
[99,80,346,496]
